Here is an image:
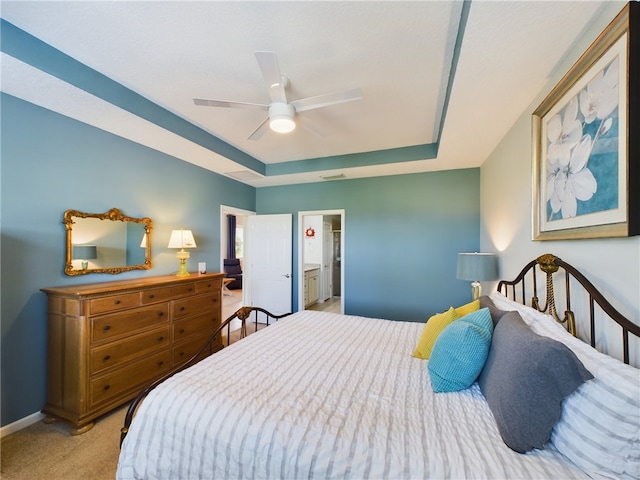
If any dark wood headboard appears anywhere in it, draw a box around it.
[497,253,640,365]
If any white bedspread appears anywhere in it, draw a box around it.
[117,310,587,479]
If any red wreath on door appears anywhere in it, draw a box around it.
[305,227,315,238]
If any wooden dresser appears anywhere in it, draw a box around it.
[41,273,224,434]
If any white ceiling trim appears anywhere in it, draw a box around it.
[1,52,447,187]
[1,52,257,179]
[0,1,627,188]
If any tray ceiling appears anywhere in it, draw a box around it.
[0,1,620,186]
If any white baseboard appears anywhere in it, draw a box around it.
[1,411,45,438]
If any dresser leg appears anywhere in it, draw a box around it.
[42,416,57,424]
[70,422,95,435]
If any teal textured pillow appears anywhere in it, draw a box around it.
[428,308,493,392]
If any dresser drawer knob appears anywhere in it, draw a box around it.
[179,328,185,334]
[103,355,111,361]
[103,325,111,332]
[158,312,164,317]
[179,351,185,357]
[158,336,164,342]
[114,300,121,305]
[158,361,164,367]
[149,294,155,299]
[103,385,110,391]
[180,306,185,311]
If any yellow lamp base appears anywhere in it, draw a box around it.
[175,250,190,277]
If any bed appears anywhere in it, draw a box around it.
[117,254,640,479]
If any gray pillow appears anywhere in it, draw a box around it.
[478,311,593,453]
[479,295,508,326]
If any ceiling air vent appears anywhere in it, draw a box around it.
[320,174,345,181]
[226,170,263,181]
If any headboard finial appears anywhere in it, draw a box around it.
[236,306,253,321]
[535,254,576,336]
[537,253,560,274]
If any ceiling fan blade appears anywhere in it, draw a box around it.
[193,98,268,111]
[291,87,363,113]
[255,51,287,104]
[297,115,327,138]
[248,117,270,141]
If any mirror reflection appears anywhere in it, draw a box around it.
[64,208,152,276]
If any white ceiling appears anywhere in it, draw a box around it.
[0,1,621,187]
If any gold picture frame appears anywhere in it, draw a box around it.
[63,208,153,276]
[532,3,638,240]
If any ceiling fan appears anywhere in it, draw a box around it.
[193,51,363,140]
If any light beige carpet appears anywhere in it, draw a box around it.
[1,405,127,480]
[0,290,248,478]
[0,323,264,480]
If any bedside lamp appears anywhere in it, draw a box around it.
[167,229,197,277]
[72,244,97,270]
[456,252,498,300]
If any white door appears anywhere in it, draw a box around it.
[245,214,292,315]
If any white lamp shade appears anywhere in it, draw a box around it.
[456,253,498,281]
[167,229,197,249]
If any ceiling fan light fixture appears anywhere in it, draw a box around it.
[269,103,296,133]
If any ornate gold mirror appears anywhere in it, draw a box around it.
[63,208,152,276]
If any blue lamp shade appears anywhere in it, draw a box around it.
[457,253,498,300]
[72,245,97,260]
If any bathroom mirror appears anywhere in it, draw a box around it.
[63,208,152,276]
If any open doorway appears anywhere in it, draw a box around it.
[220,205,255,321]
[298,210,345,314]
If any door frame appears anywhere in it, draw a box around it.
[220,204,255,306]
[297,209,345,313]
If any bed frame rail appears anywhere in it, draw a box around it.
[497,253,640,364]
[119,306,291,446]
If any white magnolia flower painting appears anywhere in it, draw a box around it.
[545,57,619,222]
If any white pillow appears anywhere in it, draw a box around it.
[488,292,561,330]
[490,292,640,480]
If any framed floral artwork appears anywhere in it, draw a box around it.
[532,2,638,240]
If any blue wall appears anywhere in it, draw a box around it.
[257,169,480,321]
[1,92,480,428]
[0,94,255,426]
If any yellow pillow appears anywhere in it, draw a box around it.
[455,299,480,317]
[412,307,460,360]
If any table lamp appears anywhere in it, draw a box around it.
[456,252,498,300]
[167,229,197,277]
[72,244,98,270]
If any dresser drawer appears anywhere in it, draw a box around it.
[173,311,219,342]
[42,273,223,433]
[173,292,220,320]
[91,304,169,344]
[90,326,170,375]
[90,350,170,406]
[90,292,140,315]
[172,334,215,367]
[196,278,221,293]
[140,283,196,304]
